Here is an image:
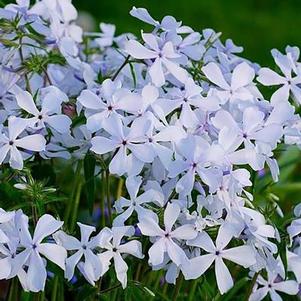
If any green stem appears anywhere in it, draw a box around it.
[7,278,18,301]
[116,178,124,200]
[70,180,83,232]
[134,263,142,281]
[33,292,43,301]
[101,171,106,228]
[18,37,32,94]
[188,280,198,301]
[106,169,112,223]
[154,271,163,291]
[65,161,82,227]
[31,204,38,226]
[172,274,183,301]
[162,282,168,297]
[112,55,130,81]
[246,272,259,300]
[98,283,121,295]
[51,276,59,301]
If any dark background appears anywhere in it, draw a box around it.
[3,0,301,65]
[72,0,301,65]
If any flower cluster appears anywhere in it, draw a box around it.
[0,208,142,291]
[0,0,301,299]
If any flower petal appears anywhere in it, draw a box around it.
[215,257,233,295]
[38,243,67,270]
[125,40,157,59]
[182,254,215,280]
[202,62,230,90]
[91,136,118,155]
[222,245,256,267]
[231,62,255,90]
[15,134,46,152]
[33,214,63,243]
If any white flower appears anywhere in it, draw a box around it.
[130,7,193,34]
[153,78,219,129]
[95,23,116,48]
[15,214,66,292]
[257,49,301,104]
[172,32,205,61]
[54,223,106,285]
[212,106,283,149]
[184,225,256,294]
[98,226,144,288]
[125,33,188,86]
[0,116,46,170]
[30,0,82,42]
[77,79,138,133]
[287,216,301,241]
[202,61,256,104]
[138,202,197,267]
[0,67,19,100]
[0,208,15,243]
[169,135,222,196]
[249,271,299,301]
[113,176,164,226]
[13,86,71,134]
[90,114,153,176]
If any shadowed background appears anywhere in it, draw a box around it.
[72,0,301,65]
[2,0,301,65]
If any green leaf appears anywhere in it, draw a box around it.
[76,284,96,301]
[221,277,249,301]
[0,38,19,47]
[84,152,96,214]
[129,281,155,298]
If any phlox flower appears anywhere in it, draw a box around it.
[14,214,66,292]
[130,7,193,34]
[138,202,197,267]
[202,61,257,104]
[77,79,140,132]
[184,225,256,294]
[13,86,71,134]
[98,226,144,288]
[54,223,106,285]
[168,135,222,196]
[125,32,188,87]
[257,48,301,105]
[90,114,153,176]
[0,116,46,170]
[113,176,164,226]
[249,271,299,301]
